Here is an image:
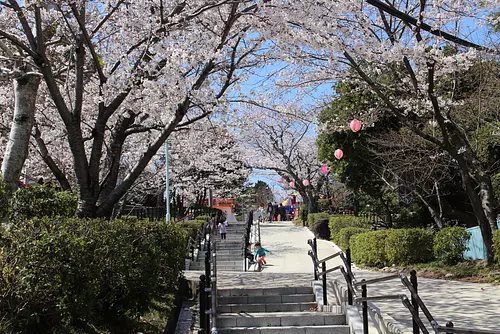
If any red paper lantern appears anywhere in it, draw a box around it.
[334,149,343,160]
[350,119,362,132]
[321,165,329,175]
[280,177,285,183]
[289,181,295,188]
[302,179,310,187]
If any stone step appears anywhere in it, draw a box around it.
[217,302,318,313]
[218,286,313,297]
[217,324,350,334]
[189,265,242,271]
[218,294,315,305]
[218,312,345,327]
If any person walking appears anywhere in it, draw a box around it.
[218,220,228,240]
[267,202,273,223]
[273,202,279,221]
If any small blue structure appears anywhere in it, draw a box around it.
[464,222,500,260]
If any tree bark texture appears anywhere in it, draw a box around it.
[1,74,41,194]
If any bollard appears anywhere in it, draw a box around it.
[410,270,419,334]
[322,262,327,306]
[346,248,353,305]
[199,275,206,333]
[362,280,368,334]
[445,321,454,334]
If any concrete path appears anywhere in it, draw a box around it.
[256,221,500,332]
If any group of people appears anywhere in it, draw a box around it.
[261,202,293,222]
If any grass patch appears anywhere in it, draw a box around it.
[366,260,500,284]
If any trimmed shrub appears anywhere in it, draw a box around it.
[307,212,330,232]
[385,228,434,265]
[314,219,330,239]
[0,217,186,333]
[350,230,389,267]
[433,227,471,265]
[195,215,210,222]
[180,219,206,238]
[329,215,368,246]
[493,230,500,266]
[336,227,370,251]
[9,185,77,221]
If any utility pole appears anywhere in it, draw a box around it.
[165,140,171,222]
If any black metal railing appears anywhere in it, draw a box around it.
[307,238,497,334]
[199,230,218,333]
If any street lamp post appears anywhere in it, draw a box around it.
[165,140,171,222]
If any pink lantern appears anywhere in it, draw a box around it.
[321,165,329,175]
[280,177,285,183]
[302,179,310,187]
[289,181,295,188]
[334,149,344,160]
[350,119,362,132]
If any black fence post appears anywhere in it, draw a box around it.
[362,279,368,334]
[205,252,211,287]
[199,275,206,333]
[322,261,327,306]
[190,245,195,261]
[346,248,353,306]
[445,321,454,334]
[410,270,419,334]
[313,237,318,258]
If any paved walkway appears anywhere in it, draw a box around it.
[255,221,500,332]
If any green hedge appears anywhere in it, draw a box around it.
[0,217,186,333]
[329,215,368,246]
[385,228,434,265]
[307,212,330,230]
[180,219,206,238]
[195,215,210,222]
[9,185,77,221]
[350,230,389,267]
[433,227,471,265]
[493,230,500,266]
[336,227,370,251]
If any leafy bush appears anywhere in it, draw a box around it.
[9,185,77,221]
[180,219,206,238]
[385,228,434,265]
[0,217,186,333]
[493,230,500,266]
[307,212,330,231]
[336,227,370,250]
[317,199,331,213]
[329,215,368,245]
[195,215,210,222]
[350,230,389,267]
[433,227,471,265]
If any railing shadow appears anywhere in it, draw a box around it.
[307,237,497,334]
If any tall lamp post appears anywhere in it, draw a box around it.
[165,140,171,222]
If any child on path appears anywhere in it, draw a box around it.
[245,243,255,264]
[218,220,228,240]
[255,242,271,265]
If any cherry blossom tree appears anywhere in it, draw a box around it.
[0,0,263,218]
[262,0,500,262]
[237,104,325,212]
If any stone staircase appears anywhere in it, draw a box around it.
[216,286,350,333]
[189,222,247,271]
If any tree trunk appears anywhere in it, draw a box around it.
[1,74,41,194]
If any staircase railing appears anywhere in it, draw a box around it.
[200,229,218,334]
[307,237,497,334]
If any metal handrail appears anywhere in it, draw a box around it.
[306,238,496,334]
